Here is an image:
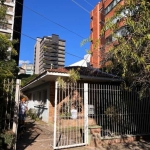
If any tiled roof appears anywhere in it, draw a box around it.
[46,67,68,73]
[47,66,120,79]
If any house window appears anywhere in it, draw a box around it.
[38,91,41,101]
[43,90,47,104]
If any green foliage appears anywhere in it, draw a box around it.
[21,74,38,87]
[0,4,7,23]
[68,69,80,83]
[101,0,150,97]
[26,108,39,121]
[57,69,80,90]
[57,76,66,90]
[1,130,15,149]
[80,37,91,47]
[0,6,18,99]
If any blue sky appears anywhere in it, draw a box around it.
[19,0,100,66]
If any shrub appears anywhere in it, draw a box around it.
[27,108,40,121]
[0,130,15,149]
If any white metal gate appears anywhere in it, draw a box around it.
[53,82,88,149]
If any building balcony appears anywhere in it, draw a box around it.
[0,28,13,34]
[58,62,65,65]
[6,11,14,16]
[58,46,65,50]
[58,50,65,54]
[4,1,15,7]
[58,54,65,58]
[44,52,58,57]
[44,64,58,69]
[45,60,58,65]
[58,58,65,61]
[8,19,13,24]
[44,56,58,61]
[44,49,57,53]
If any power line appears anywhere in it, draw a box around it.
[16,1,85,39]
[83,0,94,8]
[10,28,87,61]
[14,0,94,67]
[72,0,106,17]
[15,0,94,68]
[13,1,101,68]
[72,0,90,14]
[8,26,95,68]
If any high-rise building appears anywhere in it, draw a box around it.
[0,0,24,64]
[90,0,123,68]
[34,34,65,74]
[19,63,33,75]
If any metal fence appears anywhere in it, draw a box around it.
[53,82,150,149]
[88,83,150,138]
[0,79,16,131]
[54,83,88,149]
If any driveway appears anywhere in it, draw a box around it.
[16,117,150,150]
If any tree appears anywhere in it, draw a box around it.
[101,0,150,97]
[0,2,18,94]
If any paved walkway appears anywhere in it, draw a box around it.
[16,117,53,150]
[16,117,150,150]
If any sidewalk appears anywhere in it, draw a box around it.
[16,117,90,150]
[16,117,150,150]
[16,117,53,150]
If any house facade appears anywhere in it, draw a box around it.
[21,67,121,123]
[21,67,150,148]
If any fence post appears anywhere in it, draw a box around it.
[84,83,88,145]
[13,79,21,150]
[53,81,58,149]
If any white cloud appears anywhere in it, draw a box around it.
[19,60,30,66]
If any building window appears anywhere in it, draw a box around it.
[105,0,121,15]
[105,26,128,44]
[90,28,93,33]
[115,26,129,37]
[105,35,113,44]
[99,8,103,12]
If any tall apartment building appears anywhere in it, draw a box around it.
[90,0,124,68]
[22,63,34,75]
[0,0,24,64]
[34,34,65,74]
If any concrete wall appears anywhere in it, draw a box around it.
[26,82,50,123]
